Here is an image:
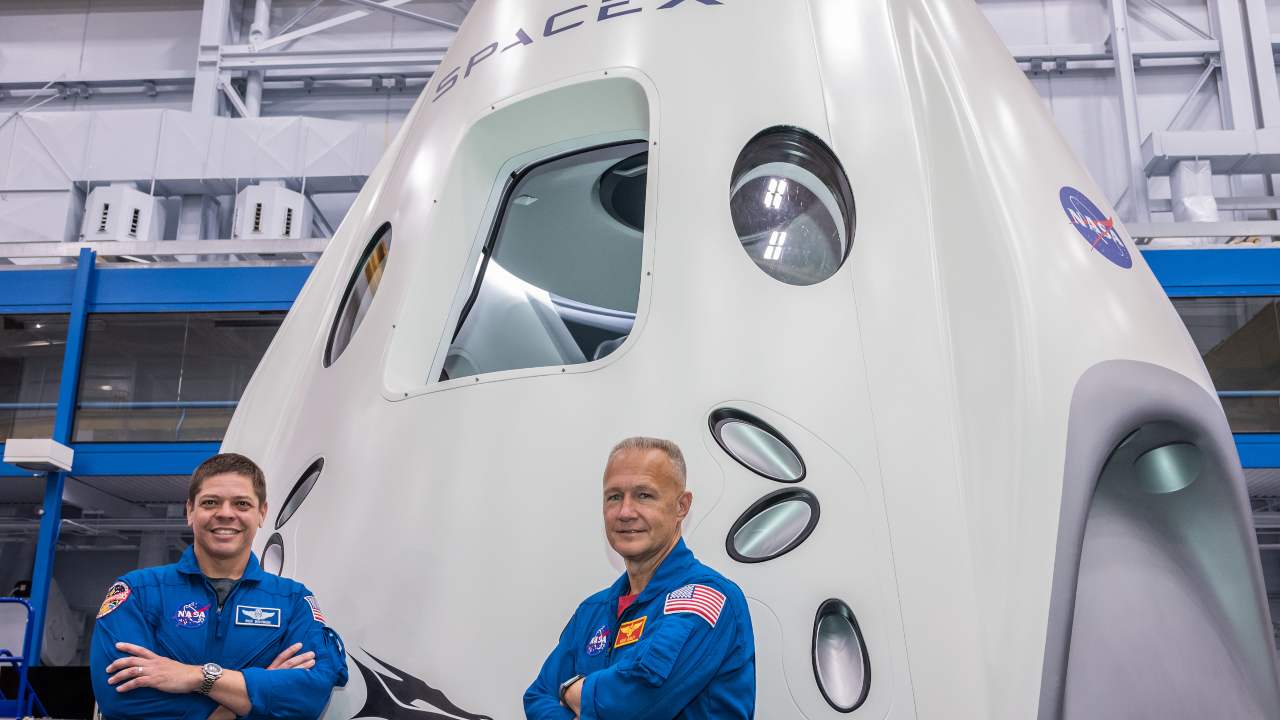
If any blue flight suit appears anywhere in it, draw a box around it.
[90,547,348,720]
[525,539,755,719]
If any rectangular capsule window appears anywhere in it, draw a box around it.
[439,141,647,381]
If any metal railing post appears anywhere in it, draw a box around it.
[26,248,94,666]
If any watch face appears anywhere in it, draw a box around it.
[203,662,223,675]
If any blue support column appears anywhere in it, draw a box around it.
[27,249,95,666]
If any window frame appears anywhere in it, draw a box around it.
[725,487,822,564]
[425,135,655,391]
[728,125,856,287]
[324,221,393,368]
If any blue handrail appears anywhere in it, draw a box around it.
[0,597,44,717]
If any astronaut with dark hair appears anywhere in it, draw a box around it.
[90,453,348,719]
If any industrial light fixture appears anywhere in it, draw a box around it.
[3,438,74,473]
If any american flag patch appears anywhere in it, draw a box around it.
[304,595,326,623]
[663,584,726,627]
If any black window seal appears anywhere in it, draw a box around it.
[324,221,393,368]
[263,532,286,575]
[811,598,872,713]
[730,125,857,276]
[275,457,323,530]
[725,487,821,564]
[708,407,807,483]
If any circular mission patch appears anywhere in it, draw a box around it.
[97,581,131,619]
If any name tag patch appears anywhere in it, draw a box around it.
[235,605,281,628]
[615,616,647,648]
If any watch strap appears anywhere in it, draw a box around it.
[197,664,222,695]
[558,674,584,706]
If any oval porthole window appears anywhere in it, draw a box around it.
[726,488,820,563]
[729,127,855,286]
[813,599,871,712]
[709,408,805,482]
[262,533,285,575]
[275,458,323,530]
[325,222,393,366]
[1134,442,1203,495]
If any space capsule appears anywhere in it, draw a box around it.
[222,0,1280,717]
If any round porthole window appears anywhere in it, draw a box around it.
[709,408,805,482]
[726,488,820,563]
[275,458,323,530]
[262,533,285,575]
[813,599,871,712]
[729,127,855,286]
[325,222,393,366]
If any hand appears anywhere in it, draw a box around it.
[267,642,315,671]
[201,643,314,720]
[106,642,202,694]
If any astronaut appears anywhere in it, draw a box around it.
[90,453,348,719]
[525,437,755,719]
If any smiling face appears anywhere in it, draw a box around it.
[186,472,268,569]
[603,448,692,568]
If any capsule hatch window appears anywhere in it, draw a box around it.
[440,141,647,381]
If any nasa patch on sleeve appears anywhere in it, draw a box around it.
[97,581,131,619]
[1060,186,1133,269]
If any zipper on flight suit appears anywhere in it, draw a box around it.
[202,576,243,652]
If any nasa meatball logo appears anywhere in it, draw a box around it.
[1060,186,1132,269]
[173,601,209,628]
[586,625,610,656]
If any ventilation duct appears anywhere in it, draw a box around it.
[232,181,312,240]
[79,183,166,242]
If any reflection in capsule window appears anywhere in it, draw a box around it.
[441,141,647,381]
[729,128,855,286]
[326,223,393,367]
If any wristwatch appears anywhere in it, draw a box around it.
[197,662,223,695]
[558,674,585,706]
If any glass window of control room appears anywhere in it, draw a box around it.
[73,312,284,442]
[0,314,67,443]
[440,141,647,381]
[1172,297,1280,433]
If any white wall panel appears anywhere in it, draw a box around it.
[0,190,79,243]
[76,0,201,77]
[253,0,462,52]
[0,0,200,80]
[155,109,216,178]
[5,112,92,189]
[0,1,99,82]
[84,109,162,181]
